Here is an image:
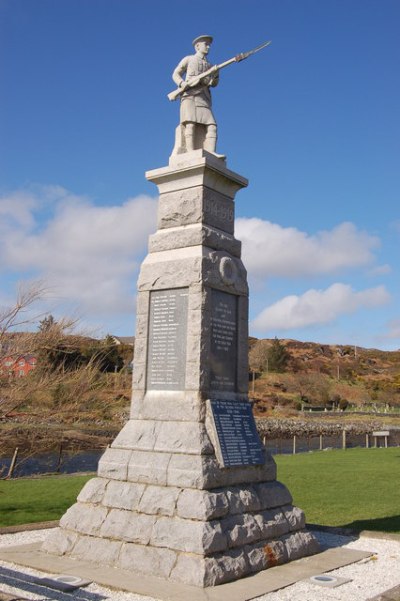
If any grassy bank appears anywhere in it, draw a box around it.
[0,448,398,533]
[0,474,92,527]
[275,447,400,533]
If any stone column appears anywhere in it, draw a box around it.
[42,150,318,587]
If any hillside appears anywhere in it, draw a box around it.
[1,334,400,462]
[250,338,400,417]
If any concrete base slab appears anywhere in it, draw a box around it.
[0,542,372,601]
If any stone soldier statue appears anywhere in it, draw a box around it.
[171,35,220,156]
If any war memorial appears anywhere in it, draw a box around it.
[41,35,320,587]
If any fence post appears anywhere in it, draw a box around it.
[366,433,369,448]
[56,444,64,473]
[7,447,19,479]
[319,434,323,451]
[293,435,296,455]
[342,429,347,450]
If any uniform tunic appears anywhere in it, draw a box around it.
[172,54,218,125]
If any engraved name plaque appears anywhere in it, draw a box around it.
[146,288,188,390]
[210,289,237,391]
[210,399,264,467]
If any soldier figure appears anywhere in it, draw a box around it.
[171,35,220,155]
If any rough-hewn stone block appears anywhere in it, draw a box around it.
[284,505,306,531]
[138,485,180,516]
[154,421,213,455]
[254,480,292,509]
[263,539,289,567]
[138,254,203,291]
[222,513,261,548]
[119,543,177,578]
[176,489,229,520]
[151,516,227,554]
[284,530,320,560]
[72,534,122,564]
[98,448,132,481]
[167,453,205,488]
[203,548,248,586]
[59,503,108,536]
[254,508,290,539]
[226,486,261,514]
[100,509,155,544]
[170,549,250,587]
[245,542,268,572]
[102,480,145,511]
[41,528,78,556]
[132,391,203,422]
[128,450,171,485]
[111,419,160,451]
[169,553,207,587]
[77,477,108,504]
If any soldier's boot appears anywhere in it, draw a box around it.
[203,135,217,153]
[204,135,225,159]
[204,124,225,158]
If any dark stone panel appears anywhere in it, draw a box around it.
[210,399,264,467]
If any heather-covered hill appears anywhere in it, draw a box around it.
[249,338,400,417]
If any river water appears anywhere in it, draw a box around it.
[0,449,104,478]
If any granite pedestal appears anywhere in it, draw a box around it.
[42,150,319,586]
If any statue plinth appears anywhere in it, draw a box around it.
[42,152,318,587]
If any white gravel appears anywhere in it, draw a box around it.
[0,528,399,601]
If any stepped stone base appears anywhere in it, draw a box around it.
[42,421,319,587]
[43,476,318,586]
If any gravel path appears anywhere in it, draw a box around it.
[0,529,399,601]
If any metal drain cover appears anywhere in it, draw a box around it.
[309,574,352,588]
[33,574,92,592]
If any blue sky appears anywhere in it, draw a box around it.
[1,0,399,349]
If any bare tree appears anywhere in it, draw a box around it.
[249,339,270,373]
[0,281,130,477]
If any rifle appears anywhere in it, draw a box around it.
[167,40,271,101]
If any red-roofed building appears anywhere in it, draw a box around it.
[0,354,37,377]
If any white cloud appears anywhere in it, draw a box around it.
[236,218,380,278]
[0,190,39,231]
[367,264,392,276]
[252,283,390,331]
[380,319,400,341]
[0,186,157,316]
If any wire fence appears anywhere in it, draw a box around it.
[262,430,400,455]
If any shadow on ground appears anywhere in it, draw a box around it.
[340,515,400,534]
[0,566,107,601]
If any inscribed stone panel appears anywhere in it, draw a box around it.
[146,288,188,390]
[210,289,237,391]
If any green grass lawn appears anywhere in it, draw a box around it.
[0,448,399,533]
[0,475,92,527]
[275,447,400,533]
